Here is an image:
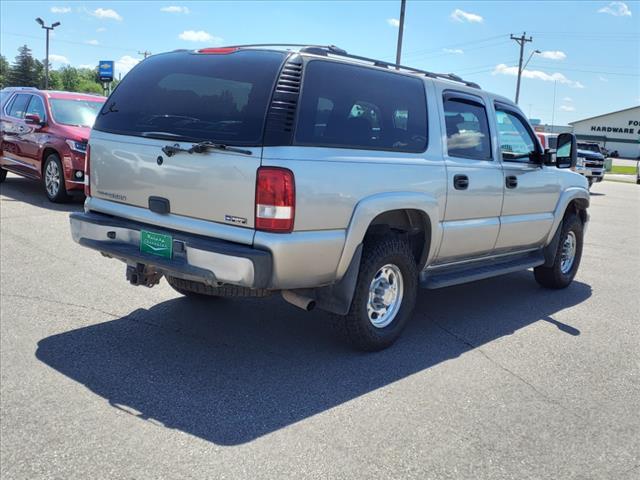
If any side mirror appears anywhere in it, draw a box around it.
[556,133,577,168]
[25,114,43,126]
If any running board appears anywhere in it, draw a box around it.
[420,250,545,289]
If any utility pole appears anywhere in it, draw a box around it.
[395,0,406,69]
[138,50,152,59]
[35,18,61,90]
[510,31,532,104]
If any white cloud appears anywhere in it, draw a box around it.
[387,18,400,27]
[78,64,95,69]
[51,6,71,13]
[49,54,70,64]
[560,105,576,112]
[85,39,99,45]
[599,75,609,82]
[115,55,139,78]
[450,9,483,23]
[563,97,573,102]
[598,1,632,16]
[443,48,464,54]
[493,63,585,89]
[96,27,107,32]
[92,8,122,21]
[538,50,566,61]
[178,30,222,43]
[161,6,190,14]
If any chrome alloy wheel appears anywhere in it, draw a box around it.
[45,160,61,198]
[367,263,404,328]
[560,231,577,274]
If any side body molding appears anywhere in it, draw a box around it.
[545,187,590,245]
[335,191,443,279]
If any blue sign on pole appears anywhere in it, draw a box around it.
[98,61,114,82]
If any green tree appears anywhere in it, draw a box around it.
[48,70,63,90]
[0,55,9,88]
[59,66,80,91]
[7,45,41,87]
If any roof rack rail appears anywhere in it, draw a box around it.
[221,44,480,89]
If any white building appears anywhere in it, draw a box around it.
[569,106,640,159]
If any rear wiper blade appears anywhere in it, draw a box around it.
[161,141,252,157]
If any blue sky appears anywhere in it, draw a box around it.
[1,1,638,125]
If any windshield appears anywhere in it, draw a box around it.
[50,98,105,127]
[578,143,599,152]
[93,50,286,145]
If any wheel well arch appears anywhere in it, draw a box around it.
[41,147,60,176]
[364,208,431,270]
[566,198,588,224]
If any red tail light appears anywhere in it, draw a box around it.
[84,144,91,197]
[255,167,295,233]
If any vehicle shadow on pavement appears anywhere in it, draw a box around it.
[0,175,84,212]
[36,271,591,446]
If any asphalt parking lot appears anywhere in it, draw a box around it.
[1,173,638,480]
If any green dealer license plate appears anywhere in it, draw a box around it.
[140,230,173,259]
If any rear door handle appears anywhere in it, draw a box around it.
[453,174,469,190]
[505,175,518,189]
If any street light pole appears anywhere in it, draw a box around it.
[35,18,61,90]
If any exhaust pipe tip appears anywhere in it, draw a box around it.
[282,290,316,312]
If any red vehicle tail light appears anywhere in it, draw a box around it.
[255,167,295,233]
[197,47,238,54]
[84,144,91,197]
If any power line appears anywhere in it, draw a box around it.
[1,31,138,54]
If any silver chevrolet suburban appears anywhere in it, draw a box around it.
[70,45,590,351]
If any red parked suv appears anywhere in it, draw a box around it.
[0,88,105,202]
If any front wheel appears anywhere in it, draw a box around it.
[43,154,69,203]
[332,236,418,351]
[534,213,583,289]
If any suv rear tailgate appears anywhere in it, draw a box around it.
[90,130,262,228]
[89,48,287,231]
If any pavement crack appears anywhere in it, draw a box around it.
[0,293,120,318]
[433,320,585,421]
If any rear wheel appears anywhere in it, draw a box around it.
[0,167,6,183]
[332,236,418,351]
[43,154,69,203]
[534,213,583,289]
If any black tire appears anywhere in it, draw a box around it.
[0,167,6,183]
[165,275,271,298]
[43,154,70,203]
[331,236,418,352]
[534,213,583,289]
[587,177,594,189]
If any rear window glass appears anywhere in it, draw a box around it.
[7,94,30,118]
[443,98,491,160]
[93,50,286,145]
[295,60,427,153]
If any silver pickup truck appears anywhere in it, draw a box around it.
[70,45,589,351]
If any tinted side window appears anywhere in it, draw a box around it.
[443,98,491,160]
[25,95,46,120]
[8,94,31,119]
[295,61,427,153]
[495,109,536,162]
